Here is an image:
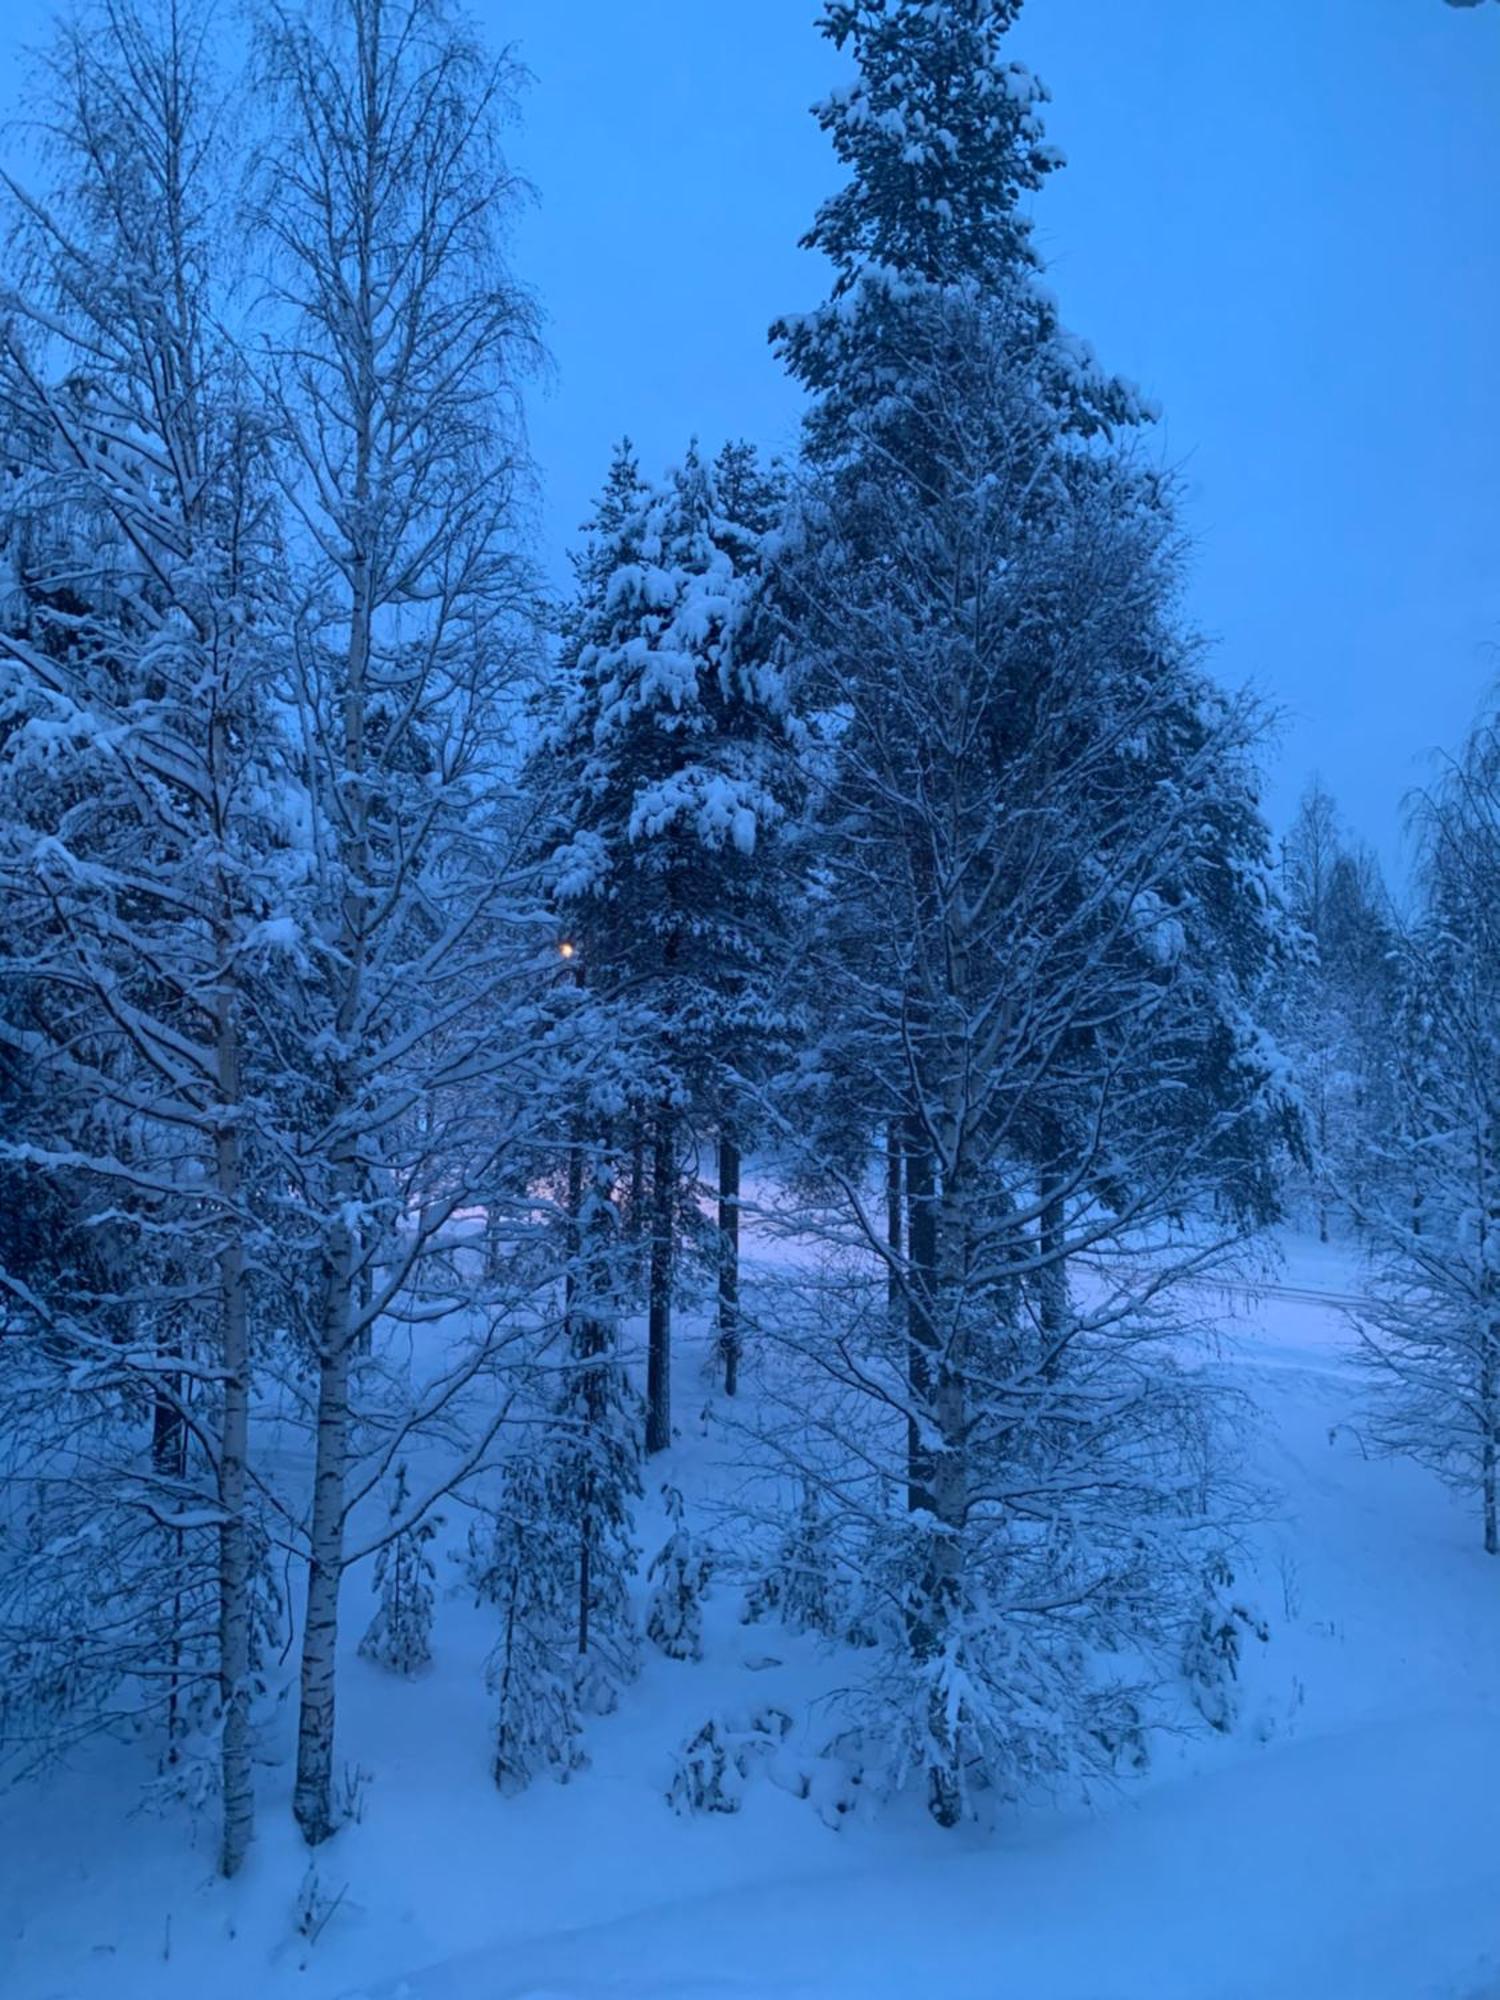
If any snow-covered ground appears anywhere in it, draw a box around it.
[4,1232,1499,2000]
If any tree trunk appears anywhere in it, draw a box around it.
[293,1226,353,1846]
[886,1120,903,1317]
[904,1115,937,1513]
[646,1110,673,1455]
[1482,1345,1499,1558]
[564,1120,585,1349]
[576,1145,615,1656]
[150,1316,187,1765]
[292,412,370,1843]
[624,1119,647,1296]
[923,1182,969,1829]
[628,1124,646,1231]
[1317,1095,1329,1243]
[215,992,254,1878]
[717,1127,741,1397]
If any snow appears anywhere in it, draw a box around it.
[4,1231,1500,2000]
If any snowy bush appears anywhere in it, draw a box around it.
[1183,1551,1269,1733]
[741,1484,846,1641]
[667,1705,793,1815]
[646,1485,713,1662]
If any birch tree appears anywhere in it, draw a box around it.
[250,0,543,1845]
[0,0,287,1876]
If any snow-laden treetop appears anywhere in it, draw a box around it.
[805,0,1058,292]
[775,0,1154,441]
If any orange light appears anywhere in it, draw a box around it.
[558,940,577,961]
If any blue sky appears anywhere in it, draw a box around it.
[3,0,1497,877]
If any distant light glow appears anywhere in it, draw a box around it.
[558,940,577,960]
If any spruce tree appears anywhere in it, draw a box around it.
[762,0,1292,1824]
[359,1467,439,1676]
[547,442,802,1447]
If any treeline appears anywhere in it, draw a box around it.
[0,0,1494,1884]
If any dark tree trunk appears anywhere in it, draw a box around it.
[1037,1171,1069,1379]
[627,1121,646,1231]
[1483,1343,1499,1558]
[575,1148,614,1655]
[886,1120,904,1317]
[904,1114,937,1514]
[646,1110,674,1455]
[563,1123,584,1348]
[717,1127,742,1396]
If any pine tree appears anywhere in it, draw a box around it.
[554,1118,643,1714]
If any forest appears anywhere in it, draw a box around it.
[0,3,1497,1996]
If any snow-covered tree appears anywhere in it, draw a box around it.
[645,1485,712,1662]
[545,440,802,1447]
[741,1482,847,1641]
[1276,782,1397,1236]
[755,0,1293,1826]
[250,0,544,1845]
[0,0,290,1875]
[1355,712,1500,1555]
[359,1466,438,1675]
[473,1450,588,1793]
[1182,1551,1269,1733]
[558,1138,644,1712]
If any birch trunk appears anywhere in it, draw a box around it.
[292,520,371,1845]
[214,983,254,1877]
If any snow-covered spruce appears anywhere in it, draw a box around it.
[473,1235,642,1791]
[1270,781,1398,1240]
[667,1706,793,1816]
[359,1468,438,1678]
[473,1454,588,1794]
[538,438,805,1448]
[752,0,1296,1826]
[741,1482,850,1642]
